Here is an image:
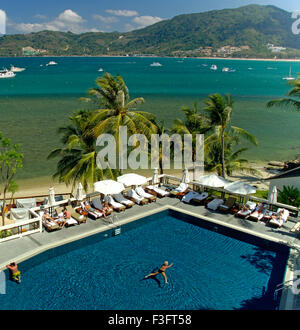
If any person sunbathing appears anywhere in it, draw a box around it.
[82,201,103,218]
[102,201,112,217]
[6,262,21,284]
[256,203,265,213]
[272,208,284,221]
[145,261,174,284]
[240,204,250,212]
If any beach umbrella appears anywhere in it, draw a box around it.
[268,185,278,204]
[76,182,84,201]
[152,168,159,185]
[198,174,228,188]
[117,173,147,187]
[225,181,256,195]
[181,168,190,184]
[94,180,125,195]
[48,187,56,206]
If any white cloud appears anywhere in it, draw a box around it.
[93,15,119,24]
[12,9,88,34]
[132,16,163,28]
[106,9,138,17]
[34,14,47,20]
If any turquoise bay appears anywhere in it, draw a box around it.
[0,56,299,179]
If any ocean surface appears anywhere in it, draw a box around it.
[0,56,299,180]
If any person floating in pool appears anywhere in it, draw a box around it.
[6,262,21,284]
[145,261,173,284]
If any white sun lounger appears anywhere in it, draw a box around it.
[269,209,289,228]
[182,191,208,204]
[146,185,170,197]
[104,195,126,212]
[235,201,256,218]
[126,189,148,205]
[135,187,156,201]
[247,203,268,222]
[207,198,224,211]
[113,193,134,207]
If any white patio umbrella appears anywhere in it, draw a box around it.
[117,173,148,187]
[94,180,125,195]
[152,168,159,185]
[198,174,228,188]
[225,181,256,195]
[181,168,190,184]
[76,182,84,201]
[268,185,278,204]
[48,187,56,206]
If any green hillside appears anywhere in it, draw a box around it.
[1,4,300,58]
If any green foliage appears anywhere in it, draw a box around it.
[1,5,300,57]
[0,132,23,226]
[278,185,300,207]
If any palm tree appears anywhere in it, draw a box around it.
[48,110,118,192]
[203,94,234,178]
[86,73,158,163]
[172,102,211,162]
[267,76,300,109]
[205,128,259,177]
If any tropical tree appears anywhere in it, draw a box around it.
[86,73,158,159]
[0,133,23,226]
[172,102,211,161]
[205,128,259,177]
[203,93,258,178]
[267,75,300,110]
[48,110,118,192]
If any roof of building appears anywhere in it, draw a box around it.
[266,166,300,180]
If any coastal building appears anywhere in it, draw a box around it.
[267,166,300,192]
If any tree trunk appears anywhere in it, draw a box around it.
[1,188,7,227]
[221,129,226,178]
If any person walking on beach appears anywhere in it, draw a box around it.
[6,262,21,284]
[145,261,173,284]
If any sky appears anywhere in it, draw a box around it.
[1,0,300,34]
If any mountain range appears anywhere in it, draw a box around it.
[1,4,300,58]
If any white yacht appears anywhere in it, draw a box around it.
[0,68,16,78]
[46,61,58,66]
[282,66,295,81]
[222,67,229,72]
[150,62,162,67]
[210,64,217,70]
[10,65,26,72]
[98,68,104,72]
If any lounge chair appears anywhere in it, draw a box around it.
[80,201,102,220]
[207,198,224,211]
[113,193,134,208]
[247,203,268,222]
[104,195,126,212]
[181,191,208,204]
[91,198,113,216]
[145,185,170,198]
[42,219,61,232]
[126,189,148,205]
[135,186,157,202]
[55,206,79,227]
[235,201,256,219]
[269,208,289,228]
[218,197,237,213]
[169,183,189,198]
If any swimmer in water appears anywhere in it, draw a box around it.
[145,261,173,284]
[6,262,21,284]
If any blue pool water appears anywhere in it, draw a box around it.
[0,210,289,310]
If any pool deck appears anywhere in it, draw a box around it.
[1,195,300,309]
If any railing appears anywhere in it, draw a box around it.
[162,174,299,218]
[0,213,42,243]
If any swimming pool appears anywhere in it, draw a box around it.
[0,210,289,310]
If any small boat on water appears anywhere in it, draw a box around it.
[10,65,25,72]
[46,61,58,66]
[282,66,295,81]
[210,64,217,71]
[222,67,229,72]
[150,62,162,67]
[0,68,16,78]
[98,68,104,72]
